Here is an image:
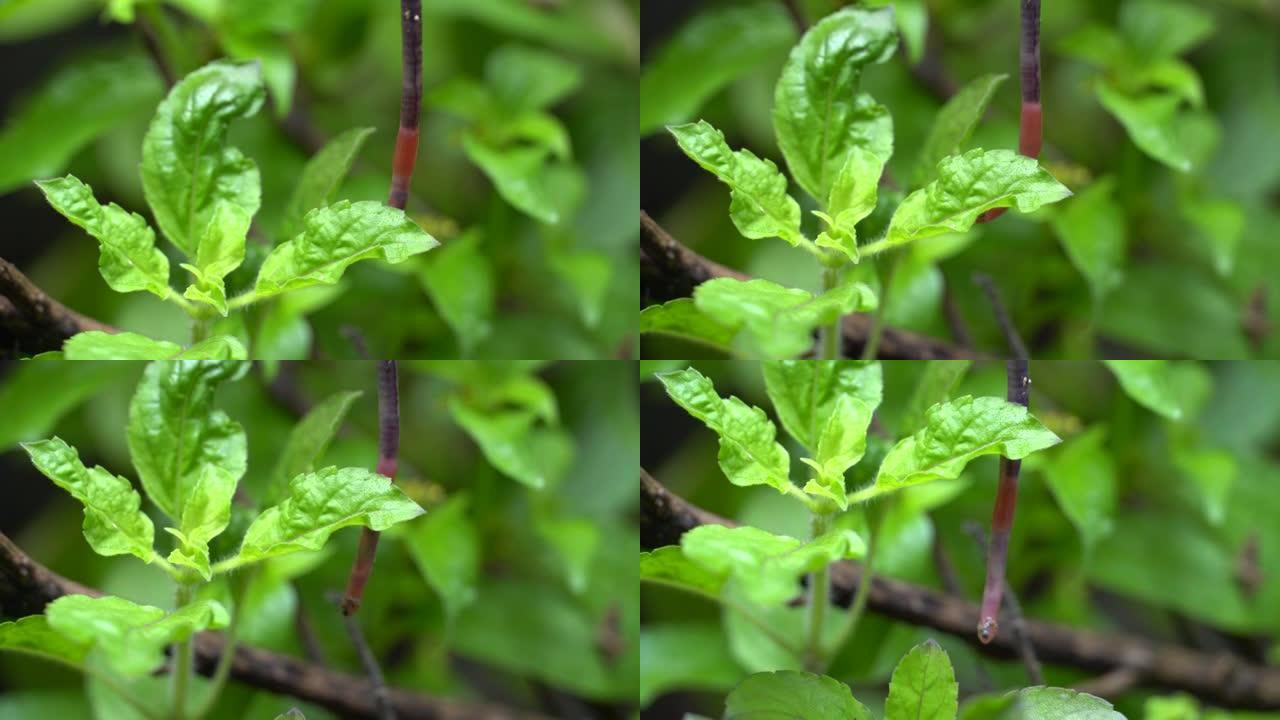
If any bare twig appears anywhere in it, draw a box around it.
[0,258,116,356]
[639,471,1280,709]
[974,273,1028,361]
[342,361,399,615]
[330,591,395,720]
[780,0,806,32]
[388,0,423,210]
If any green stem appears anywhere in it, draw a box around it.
[191,569,254,719]
[820,266,842,359]
[191,317,211,344]
[803,512,833,671]
[171,583,195,720]
[225,291,261,311]
[861,254,899,360]
[824,507,881,672]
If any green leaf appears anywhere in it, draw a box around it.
[45,595,228,677]
[1096,83,1192,172]
[127,361,247,520]
[0,55,162,195]
[36,175,170,299]
[1132,58,1204,108]
[638,298,737,353]
[254,284,342,363]
[870,396,1060,496]
[1058,25,1127,69]
[725,671,872,720]
[165,465,237,579]
[462,135,563,224]
[141,60,266,255]
[267,390,363,504]
[816,145,885,262]
[667,120,803,246]
[1181,191,1244,277]
[485,44,582,112]
[682,525,864,607]
[762,360,883,450]
[899,360,971,435]
[885,640,958,720]
[175,336,248,359]
[693,276,877,359]
[448,397,570,490]
[254,200,438,299]
[535,511,599,594]
[914,74,1008,186]
[0,615,90,669]
[656,368,790,493]
[1035,426,1116,552]
[181,202,251,315]
[800,394,873,509]
[1119,0,1214,61]
[20,437,155,562]
[772,6,897,201]
[0,362,135,450]
[419,231,494,354]
[62,332,182,360]
[640,546,726,598]
[1103,360,1184,420]
[1000,687,1126,719]
[639,2,795,134]
[1049,177,1126,302]
[885,149,1072,248]
[1143,695,1200,720]
[234,467,424,565]
[404,494,478,621]
[549,248,611,328]
[639,623,740,707]
[1172,440,1236,527]
[279,126,375,240]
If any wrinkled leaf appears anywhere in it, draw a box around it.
[800,394,873,509]
[63,332,182,360]
[816,145,885,262]
[267,390,362,504]
[914,74,1008,186]
[279,126,375,240]
[181,202,251,315]
[762,360,883,450]
[682,525,864,607]
[165,465,237,579]
[45,595,227,677]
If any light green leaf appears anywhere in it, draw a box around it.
[639,623,740,707]
[20,437,155,562]
[494,110,572,160]
[549,248,611,328]
[899,360,971,435]
[870,396,1060,496]
[693,276,877,359]
[640,546,727,598]
[1058,25,1127,69]
[1172,441,1236,527]
[816,145,885,261]
[127,361,247,520]
[682,525,864,606]
[535,511,599,594]
[1181,192,1243,277]
[165,465,237,579]
[234,467,424,565]
[914,73,1008,186]
[181,202,251,315]
[36,175,169,299]
[639,2,795,134]
[174,336,248,359]
[1096,83,1192,172]
[449,398,568,490]
[45,595,228,677]
[1132,58,1204,108]
[485,44,581,112]
[62,332,182,360]
[1119,0,1214,61]
[1001,687,1126,719]
[405,494,478,621]
[668,120,803,246]
[141,60,266,255]
[885,640,958,720]
[0,55,162,195]
[762,360,883,450]
[419,232,494,354]
[772,6,897,201]
[638,298,737,353]
[1050,177,1126,302]
[254,284,342,363]
[267,390,362,504]
[254,200,438,299]
[725,671,872,720]
[656,368,790,493]
[800,394,873,509]
[1143,695,1200,720]
[279,126,375,240]
[462,135,562,224]
[0,615,90,668]
[1035,426,1116,551]
[1103,360,1184,420]
[885,149,1072,248]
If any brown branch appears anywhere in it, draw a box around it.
[639,211,979,360]
[639,470,1280,710]
[0,533,551,720]
[0,258,116,356]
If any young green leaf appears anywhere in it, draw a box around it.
[885,640,959,720]
[725,671,872,720]
[816,145,885,262]
[640,546,727,598]
[279,126,376,240]
[254,200,438,299]
[127,361,247,521]
[45,595,228,678]
[869,396,1060,497]
[914,73,1008,186]
[419,231,495,354]
[1049,177,1126,302]
[20,437,155,563]
[656,367,791,493]
[1095,84,1192,172]
[884,149,1072,249]
[762,360,883,450]
[638,298,737,353]
[682,525,865,606]
[141,60,266,255]
[35,175,170,299]
[404,494,479,621]
[1103,360,1184,420]
[267,390,363,504]
[0,616,90,669]
[181,202,251,315]
[668,120,803,246]
[164,465,237,580]
[233,467,424,566]
[693,277,877,359]
[62,332,183,360]
[772,6,897,201]
[800,394,874,509]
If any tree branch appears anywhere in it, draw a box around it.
[0,258,116,356]
[0,532,551,720]
[639,470,1280,710]
[639,211,979,360]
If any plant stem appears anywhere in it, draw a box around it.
[191,316,211,343]
[341,361,399,615]
[388,0,423,210]
[191,570,254,720]
[171,583,195,720]
[861,255,899,360]
[978,358,1030,644]
[820,267,842,359]
[825,507,880,671]
[803,512,833,670]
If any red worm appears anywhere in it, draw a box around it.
[341,361,400,616]
[978,358,1029,643]
[977,0,1041,224]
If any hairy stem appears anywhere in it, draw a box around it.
[826,508,880,671]
[171,583,195,719]
[803,513,833,670]
[388,0,423,210]
[341,361,399,615]
[978,358,1030,644]
[820,267,842,359]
